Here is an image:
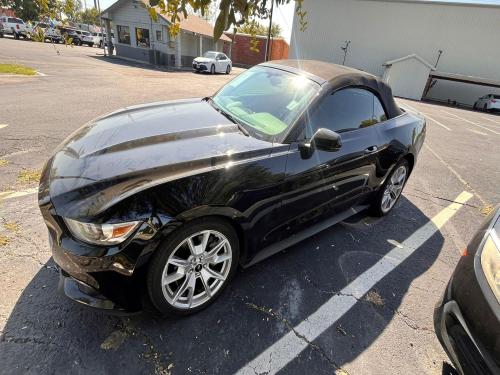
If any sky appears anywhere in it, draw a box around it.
[96,0,499,43]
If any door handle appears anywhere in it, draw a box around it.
[364,146,378,154]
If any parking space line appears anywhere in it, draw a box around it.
[424,144,488,208]
[0,124,8,129]
[479,115,500,125]
[441,110,500,135]
[0,188,38,201]
[468,129,488,136]
[237,191,473,375]
[423,114,451,131]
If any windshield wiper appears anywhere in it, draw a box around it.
[206,98,250,137]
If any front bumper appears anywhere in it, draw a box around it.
[193,63,207,71]
[58,269,139,314]
[434,278,500,375]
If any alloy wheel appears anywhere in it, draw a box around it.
[381,165,407,213]
[161,230,232,309]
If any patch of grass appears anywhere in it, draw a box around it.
[4,222,20,232]
[0,235,10,247]
[0,63,37,76]
[17,168,41,185]
[0,159,9,167]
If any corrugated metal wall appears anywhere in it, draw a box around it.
[290,0,500,104]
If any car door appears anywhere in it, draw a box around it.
[278,87,384,236]
[215,53,224,73]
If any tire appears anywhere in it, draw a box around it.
[473,102,477,110]
[14,32,20,40]
[147,217,240,317]
[226,65,231,74]
[483,104,489,112]
[370,159,409,216]
[210,64,215,74]
[0,33,3,38]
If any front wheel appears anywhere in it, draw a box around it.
[371,159,409,216]
[147,218,239,316]
[226,65,231,74]
[483,104,489,112]
[210,64,215,74]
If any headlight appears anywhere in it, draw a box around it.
[480,223,500,303]
[65,218,141,245]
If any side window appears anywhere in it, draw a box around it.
[373,96,388,123]
[305,88,376,138]
[217,54,225,60]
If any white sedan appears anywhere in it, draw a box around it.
[192,51,232,74]
[473,94,500,112]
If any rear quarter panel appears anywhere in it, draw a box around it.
[375,111,426,181]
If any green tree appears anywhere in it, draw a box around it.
[1,0,41,21]
[145,0,307,40]
[77,7,99,24]
[237,20,282,37]
[63,0,81,21]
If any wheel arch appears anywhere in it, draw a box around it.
[155,207,249,267]
[402,153,415,175]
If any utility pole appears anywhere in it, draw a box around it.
[264,0,274,62]
[97,0,106,56]
[341,40,351,66]
[435,49,443,69]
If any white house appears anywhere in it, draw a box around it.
[101,0,232,68]
[382,54,435,100]
[290,0,500,105]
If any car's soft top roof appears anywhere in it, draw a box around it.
[260,59,403,119]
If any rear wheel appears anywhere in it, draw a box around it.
[371,159,409,216]
[147,218,239,316]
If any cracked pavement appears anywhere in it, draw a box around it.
[1,38,499,374]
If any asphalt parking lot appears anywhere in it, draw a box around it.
[0,38,499,375]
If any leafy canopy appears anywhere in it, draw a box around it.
[145,0,307,40]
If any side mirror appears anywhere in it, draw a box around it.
[311,128,342,151]
[299,128,341,159]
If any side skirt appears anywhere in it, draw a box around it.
[244,204,369,268]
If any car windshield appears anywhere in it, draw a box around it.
[203,52,217,59]
[212,66,319,142]
[82,31,90,36]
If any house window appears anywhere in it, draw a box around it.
[156,30,162,41]
[117,25,130,44]
[136,27,150,47]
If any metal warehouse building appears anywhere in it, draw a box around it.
[289,0,500,106]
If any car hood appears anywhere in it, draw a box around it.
[43,98,274,218]
[194,57,214,63]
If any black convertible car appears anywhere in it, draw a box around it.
[39,60,426,315]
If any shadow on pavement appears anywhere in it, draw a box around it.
[0,196,449,374]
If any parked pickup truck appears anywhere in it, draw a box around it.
[0,16,29,39]
[34,22,62,43]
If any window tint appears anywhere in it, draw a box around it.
[301,88,388,139]
[117,25,130,44]
[218,54,227,60]
[373,96,388,123]
[493,95,500,99]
